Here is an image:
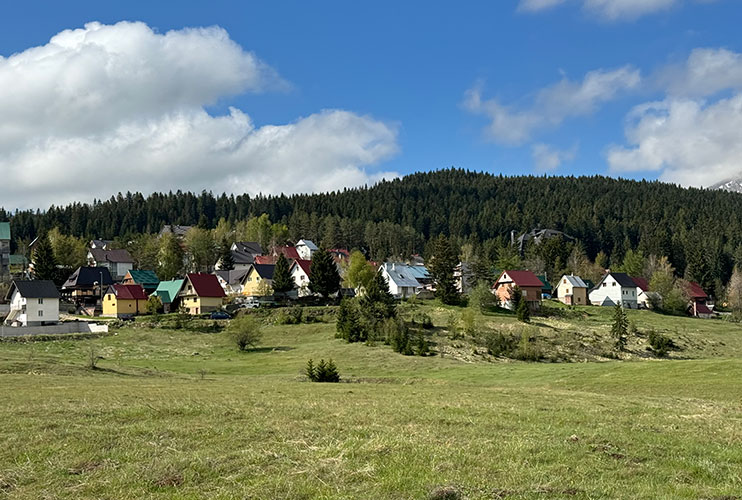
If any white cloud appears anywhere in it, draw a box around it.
[518,0,718,21]
[0,22,399,209]
[464,66,640,145]
[531,143,578,171]
[608,47,742,187]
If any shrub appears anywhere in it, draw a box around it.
[516,295,531,323]
[482,331,517,357]
[306,358,340,382]
[512,330,542,361]
[412,312,434,330]
[647,330,673,357]
[468,282,497,312]
[336,299,366,343]
[461,309,476,336]
[384,318,413,355]
[416,332,430,356]
[227,316,263,351]
[276,306,303,325]
[146,295,164,315]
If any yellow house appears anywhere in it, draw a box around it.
[103,284,148,317]
[241,264,275,297]
[178,273,226,315]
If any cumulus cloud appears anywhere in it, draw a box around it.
[0,21,399,209]
[518,0,718,21]
[608,48,742,187]
[463,66,640,145]
[531,143,578,171]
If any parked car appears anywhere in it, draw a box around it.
[241,301,260,309]
[210,310,231,320]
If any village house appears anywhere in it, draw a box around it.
[89,239,112,250]
[290,259,312,297]
[493,270,543,310]
[553,274,589,306]
[216,241,263,270]
[686,281,713,318]
[241,264,275,296]
[588,272,638,309]
[151,279,184,313]
[296,239,319,260]
[537,275,553,299]
[379,263,421,299]
[214,269,249,295]
[254,246,300,265]
[4,280,60,327]
[454,262,474,295]
[102,284,148,318]
[87,248,134,281]
[0,222,10,276]
[178,273,226,315]
[62,266,114,305]
[631,276,658,309]
[122,270,160,294]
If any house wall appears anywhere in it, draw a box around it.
[181,296,223,315]
[555,283,588,306]
[112,262,133,280]
[494,283,542,310]
[103,294,144,317]
[291,268,312,297]
[7,290,60,326]
[588,276,638,308]
[242,269,273,296]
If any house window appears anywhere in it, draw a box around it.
[566,288,570,295]
[602,283,606,287]
[38,310,43,317]
[632,291,635,296]
[563,279,567,284]
[38,298,44,305]
[612,282,616,286]
[522,290,528,297]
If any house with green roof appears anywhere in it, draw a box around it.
[151,279,184,313]
[536,275,553,298]
[123,270,160,293]
[0,222,11,276]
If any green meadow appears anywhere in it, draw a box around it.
[1,304,741,499]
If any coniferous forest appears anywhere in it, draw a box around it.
[3,168,742,295]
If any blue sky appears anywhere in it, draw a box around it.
[1,1,741,209]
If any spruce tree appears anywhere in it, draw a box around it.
[429,234,460,305]
[272,253,295,299]
[516,294,531,323]
[611,303,628,351]
[218,237,235,271]
[308,248,341,298]
[360,271,396,319]
[33,234,58,282]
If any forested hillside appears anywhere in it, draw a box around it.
[3,169,742,292]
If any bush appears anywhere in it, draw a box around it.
[412,312,434,330]
[227,316,263,351]
[384,318,413,355]
[306,358,340,382]
[647,330,674,357]
[275,306,303,325]
[146,295,164,315]
[482,331,518,357]
[468,282,497,312]
[512,330,541,361]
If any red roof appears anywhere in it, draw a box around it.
[292,259,312,276]
[274,246,300,260]
[632,276,649,291]
[254,255,275,265]
[499,270,543,288]
[686,281,708,300]
[186,273,226,298]
[112,284,148,300]
[695,303,713,315]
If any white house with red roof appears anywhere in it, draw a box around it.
[493,270,543,310]
[290,259,313,297]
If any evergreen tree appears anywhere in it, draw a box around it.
[217,237,235,271]
[308,248,341,298]
[272,253,295,299]
[158,233,184,280]
[430,234,460,305]
[360,271,397,320]
[470,253,494,287]
[516,294,531,323]
[611,303,628,351]
[32,234,58,282]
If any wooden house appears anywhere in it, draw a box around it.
[493,270,543,310]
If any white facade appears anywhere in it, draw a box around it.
[588,274,638,309]
[379,263,420,299]
[6,289,59,327]
[291,264,312,297]
[296,239,318,260]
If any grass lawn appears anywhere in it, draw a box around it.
[0,303,741,499]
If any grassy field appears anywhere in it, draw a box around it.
[1,303,741,499]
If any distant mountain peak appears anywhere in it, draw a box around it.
[711,177,742,193]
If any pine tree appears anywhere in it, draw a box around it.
[430,234,460,305]
[158,233,184,280]
[272,253,295,299]
[217,237,235,271]
[360,271,396,320]
[611,303,628,351]
[516,294,530,323]
[32,234,58,282]
[308,248,341,298]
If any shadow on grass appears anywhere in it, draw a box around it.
[238,346,295,354]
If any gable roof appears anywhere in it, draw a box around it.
[498,270,543,288]
[186,273,226,298]
[536,275,553,292]
[296,239,318,251]
[6,280,60,301]
[560,275,588,288]
[274,246,300,261]
[632,276,649,292]
[381,263,421,288]
[214,269,249,286]
[595,272,637,288]
[125,270,160,285]
[63,267,114,288]
[0,222,10,240]
[408,265,431,280]
[233,241,263,254]
[108,284,148,301]
[291,259,312,276]
[152,279,184,304]
[250,264,276,280]
[89,248,134,264]
[253,255,275,265]
[686,281,708,300]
